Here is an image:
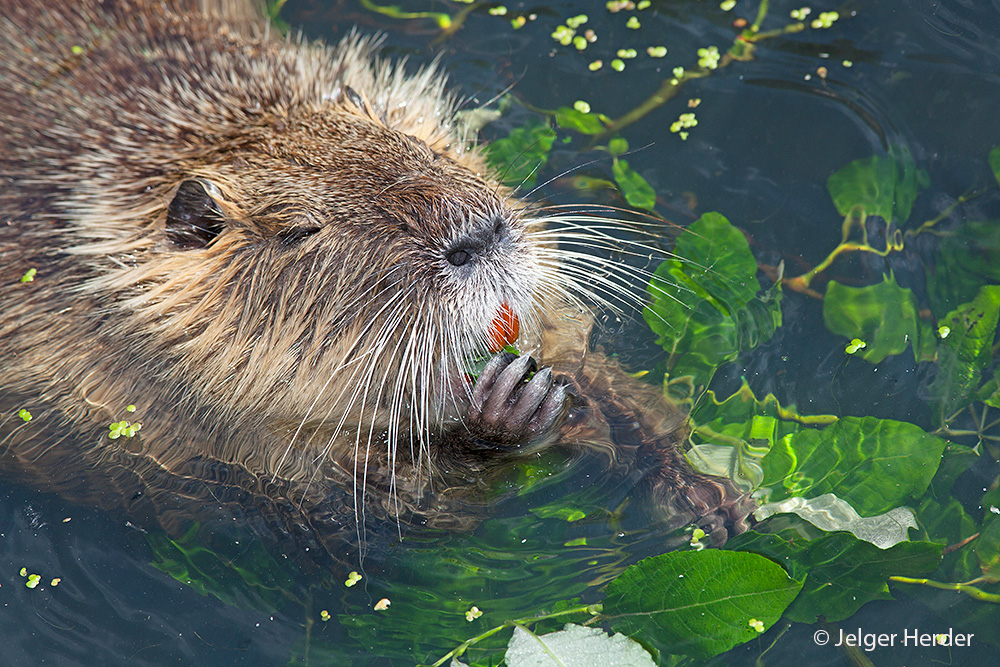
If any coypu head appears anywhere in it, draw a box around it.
[55,35,552,464]
[157,108,540,428]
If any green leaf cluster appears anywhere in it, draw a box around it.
[483,110,662,212]
[643,212,781,392]
[607,147,1000,660]
[483,118,556,188]
[820,147,1000,439]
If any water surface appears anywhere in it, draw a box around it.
[4,1,1000,665]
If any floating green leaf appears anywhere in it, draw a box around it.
[483,118,556,187]
[826,146,928,224]
[603,550,802,659]
[761,416,947,516]
[728,530,941,623]
[823,274,935,363]
[643,212,781,390]
[611,158,656,211]
[554,106,605,135]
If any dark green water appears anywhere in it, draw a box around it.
[4,1,1000,665]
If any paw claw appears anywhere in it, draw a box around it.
[508,366,552,429]
[481,353,535,421]
[525,380,569,440]
[466,352,568,446]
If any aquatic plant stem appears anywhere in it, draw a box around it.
[359,0,454,30]
[750,0,769,33]
[786,206,903,293]
[905,189,983,238]
[425,604,603,667]
[432,2,479,44]
[889,576,1000,603]
[590,14,806,146]
[821,620,877,667]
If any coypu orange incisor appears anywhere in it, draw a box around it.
[0,0,754,564]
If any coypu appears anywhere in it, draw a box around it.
[0,0,753,565]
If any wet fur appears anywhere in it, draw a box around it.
[0,0,753,563]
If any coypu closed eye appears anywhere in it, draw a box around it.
[165,179,227,249]
[276,225,323,246]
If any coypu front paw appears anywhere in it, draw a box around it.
[654,472,757,547]
[466,352,570,447]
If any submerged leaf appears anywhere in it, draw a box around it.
[754,494,917,549]
[146,524,294,613]
[826,146,927,224]
[686,441,764,492]
[761,416,947,516]
[929,442,979,499]
[505,624,655,667]
[823,274,935,363]
[977,491,1000,583]
[603,550,802,659]
[927,220,1000,316]
[914,495,981,583]
[990,145,1000,188]
[686,384,836,492]
[729,530,941,624]
[691,382,837,434]
[928,284,1000,425]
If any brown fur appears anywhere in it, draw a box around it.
[0,0,752,563]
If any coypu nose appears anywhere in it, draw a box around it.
[445,216,508,267]
[447,248,472,266]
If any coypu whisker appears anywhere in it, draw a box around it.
[272,269,413,483]
[509,155,616,206]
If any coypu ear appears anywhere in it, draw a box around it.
[165,179,228,249]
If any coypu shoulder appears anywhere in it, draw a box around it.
[0,0,753,563]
